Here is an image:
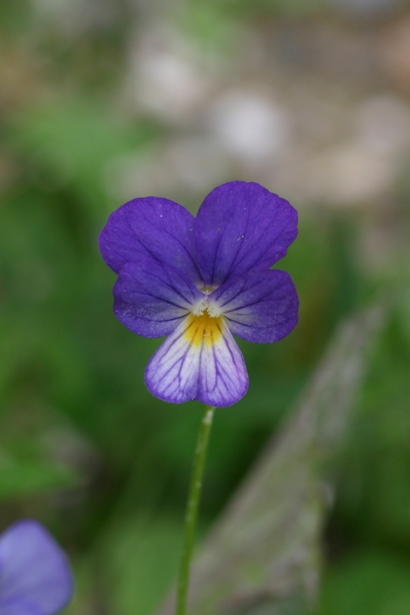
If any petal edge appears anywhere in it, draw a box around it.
[210,269,299,343]
[195,181,297,286]
[99,196,200,282]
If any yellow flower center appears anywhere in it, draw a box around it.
[183,310,224,348]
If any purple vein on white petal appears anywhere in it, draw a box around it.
[145,315,248,406]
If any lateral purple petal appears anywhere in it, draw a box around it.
[211,269,299,343]
[194,181,298,286]
[0,520,73,615]
[113,259,204,338]
[99,197,200,282]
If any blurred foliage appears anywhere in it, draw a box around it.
[0,0,410,614]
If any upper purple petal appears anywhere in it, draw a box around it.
[194,181,298,286]
[0,520,73,615]
[99,197,201,282]
[113,258,203,338]
[210,269,299,343]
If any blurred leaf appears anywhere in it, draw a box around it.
[318,552,410,615]
[10,99,157,212]
[0,456,79,500]
[328,304,410,548]
[99,515,183,615]
[156,304,385,615]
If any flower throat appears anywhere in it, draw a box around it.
[184,310,223,348]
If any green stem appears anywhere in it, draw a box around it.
[176,405,215,615]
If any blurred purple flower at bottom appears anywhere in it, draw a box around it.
[0,520,73,615]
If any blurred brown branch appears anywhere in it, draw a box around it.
[156,304,386,615]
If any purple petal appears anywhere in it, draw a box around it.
[144,314,248,407]
[210,269,299,343]
[0,596,43,615]
[113,258,204,338]
[0,520,73,615]
[194,181,298,286]
[99,197,200,282]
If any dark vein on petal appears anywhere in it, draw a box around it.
[140,209,201,278]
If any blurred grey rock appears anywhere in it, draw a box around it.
[355,95,410,155]
[128,28,212,122]
[33,0,121,36]
[329,0,407,18]
[208,91,290,164]
[105,136,231,203]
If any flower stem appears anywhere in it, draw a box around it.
[176,405,215,615]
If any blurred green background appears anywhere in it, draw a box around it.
[1,0,410,613]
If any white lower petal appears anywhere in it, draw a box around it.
[145,314,248,407]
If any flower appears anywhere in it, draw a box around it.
[99,181,298,407]
[0,520,73,615]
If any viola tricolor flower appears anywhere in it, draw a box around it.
[0,520,73,615]
[99,181,298,407]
